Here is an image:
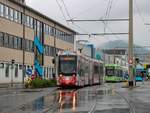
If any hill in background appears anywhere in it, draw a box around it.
[98,40,150,54]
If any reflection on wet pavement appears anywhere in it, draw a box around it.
[11,85,129,113]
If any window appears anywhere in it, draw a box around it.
[50,47,53,56]
[51,27,54,36]
[9,8,14,21]
[46,25,49,35]
[30,17,33,28]
[9,35,14,48]
[0,32,3,46]
[48,26,51,35]
[18,38,22,49]
[44,45,48,56]
[29,40,34,52]
[13,37,18,49]
[5,63,9,77]
[14,10,18,22]
[0,4,4,17]
[4,6,9,19]
[17,12,21,23]
[49,46,51,56]
[4,34,9,47]
[25,39,30,51]
[26,15,30,26]
[15,64,18,77]
[34,19,37,31]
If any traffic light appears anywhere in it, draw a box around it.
[52,58,55,64]
[135,58,139,63]
[11,59,15,64]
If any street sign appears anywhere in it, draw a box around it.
[96,54,101,60]
[26,68,32,75]
[128,59,133,64]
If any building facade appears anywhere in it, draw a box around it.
[0,0,75,83]
[76,41,95,58]
[103,49,127,66]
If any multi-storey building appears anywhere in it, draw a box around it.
[0,0,76,83]
[103,49,127,66]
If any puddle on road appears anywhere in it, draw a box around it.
[19,88,117,113]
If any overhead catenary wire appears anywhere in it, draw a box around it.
[59,0,91,35]
[134,0,145,24]
[56,0,90,39]
[71,1,106,20]
[55,0,70,26]
[60,0,72,23]
[103,0,116,41]
[102,0,128,48]
[56,0,128,39]
[134,0,150,37]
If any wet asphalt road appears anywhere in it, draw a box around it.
[1,82,150,113]
[2,84,129,113]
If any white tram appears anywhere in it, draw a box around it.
[56,51,104,87]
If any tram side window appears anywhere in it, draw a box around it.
[15,64,18,78]
[106,67,114,76]
[5,64,9,77]
[100,65,103,74]
[94,65,99,74]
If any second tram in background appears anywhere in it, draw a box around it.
[105,64,128,82]
[54,51,104,87]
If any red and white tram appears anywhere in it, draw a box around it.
[55,51,104,87]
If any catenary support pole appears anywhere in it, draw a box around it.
[128,0,134,87]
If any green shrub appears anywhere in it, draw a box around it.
[31,78,57,88]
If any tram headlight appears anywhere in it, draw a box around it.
[72,74,76,82]
[72,74,76,77]
[59,74,63,77]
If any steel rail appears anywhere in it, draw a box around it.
[43,89,78,113]
[115,91,136,113]
[88,86,99,113]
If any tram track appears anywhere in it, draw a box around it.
[87,86,99,113]
[43,88,78,113]
[115,91,136,113]
[87,85,137,113]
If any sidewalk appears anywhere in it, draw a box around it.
[0,83,24,89]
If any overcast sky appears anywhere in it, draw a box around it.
[26,0,150,47]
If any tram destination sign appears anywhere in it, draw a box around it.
[60,56,76,61]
